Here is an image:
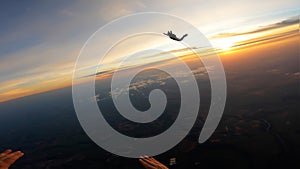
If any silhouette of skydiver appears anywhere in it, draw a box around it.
[163,31,188,41]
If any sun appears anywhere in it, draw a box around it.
[212,38,235,51]
[218,41,233,50]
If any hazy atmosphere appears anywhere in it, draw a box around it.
[0,1,299,169]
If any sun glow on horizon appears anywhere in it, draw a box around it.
[212,38,235,51]
[210,32,261,52]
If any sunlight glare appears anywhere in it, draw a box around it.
[212,38,235,51]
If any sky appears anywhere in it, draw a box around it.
[0,0,299,102]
